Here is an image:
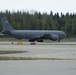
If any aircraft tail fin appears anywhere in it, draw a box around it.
[1,17,14,32]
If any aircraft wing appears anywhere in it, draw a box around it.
[29,34,51,42]
[29,34,59,42]
[0,33,4,36]
[0,33,5,38]
[0,33,5,36]
[29,36,41,42]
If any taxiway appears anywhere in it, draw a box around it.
[0,42,76,59]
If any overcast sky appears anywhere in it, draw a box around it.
[0,0,76,14]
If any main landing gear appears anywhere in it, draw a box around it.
[37,39,43,42]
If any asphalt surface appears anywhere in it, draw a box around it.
[0,60,76,75]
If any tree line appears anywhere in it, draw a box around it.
[0,10,76,37]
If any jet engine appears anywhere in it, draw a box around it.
[50,35,59,41]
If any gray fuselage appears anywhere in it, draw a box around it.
[10,30,67,39]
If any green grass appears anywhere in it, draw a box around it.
[0,50,76,60]
[0,56,76,60]
[0,50,28,54]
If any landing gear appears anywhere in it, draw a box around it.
[58,39,60,42]
[29,39,43,42]
[37,39,43,42]
[29,39,35,42]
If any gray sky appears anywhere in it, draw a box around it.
[0,0,76,14]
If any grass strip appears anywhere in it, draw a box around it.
[0,56,76,60]
[0,50,28,54]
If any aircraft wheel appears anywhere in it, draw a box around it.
[29,39,34,42]
[37,39,43,42]
[58,39,60,42]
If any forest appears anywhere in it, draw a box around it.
[0,10,76,37]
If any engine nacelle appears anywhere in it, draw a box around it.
[50,35,59,41]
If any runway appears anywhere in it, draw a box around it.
[0,42,76,59]
[0,42,76,75]
[0,60,76,75]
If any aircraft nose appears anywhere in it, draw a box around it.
[66,34,68,37]
[65,33,68,38]
[63,32,67,38]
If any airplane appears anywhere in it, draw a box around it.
[1,17,67,42]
